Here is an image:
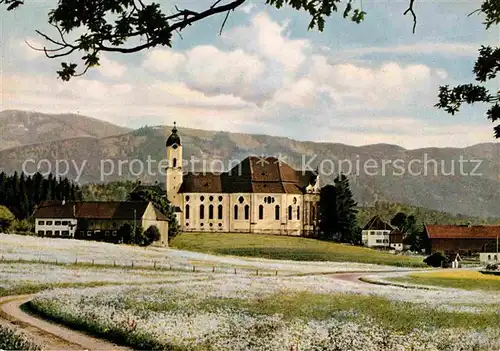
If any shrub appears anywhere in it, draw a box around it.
[486,263,499,271]
[118,223,133,244]
[0,205,15,232]
[423,252,448,267]
[144,225,161,246]
[11,219,34,234]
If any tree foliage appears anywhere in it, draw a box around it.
[118,223,133,244]
[318,174,359,243]
[128,186,180,240]
[0,171,83,220]
[389,211,427,252]
[423,252,447,268]
[436,0,499,137]
[0,205,15,233]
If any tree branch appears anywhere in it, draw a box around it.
[403,0,417,33]
[170,0,246,32]
[219,9,232,35]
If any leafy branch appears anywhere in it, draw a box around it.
[435,0,500,139]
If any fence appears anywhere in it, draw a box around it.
[0,254,280,276]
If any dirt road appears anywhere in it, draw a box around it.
[0,294,131,351]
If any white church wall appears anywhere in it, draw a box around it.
[229,193,252,233]
[250,193,284,234]
[182,193,230,232]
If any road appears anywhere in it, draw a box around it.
[0,294,131,351]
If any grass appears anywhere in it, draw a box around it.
[0,324,40,350]
[122,291,500,333]
[171,232,427,267]
[393,270,500,291]
[0,281,120,298]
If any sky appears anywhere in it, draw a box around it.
[0,0,499,149]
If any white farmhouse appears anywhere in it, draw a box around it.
[361,215,400,250]
[34,200,78,238]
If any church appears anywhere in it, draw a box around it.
[165,124,320,236]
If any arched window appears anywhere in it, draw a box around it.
[275,205,280,220]
[200,204,205,220]
[172,158,177,168]
[209,205,214,219]
[288,206,292,220]
[311,205,316,221]
[297,206,300,220]
[218,204,223,219]
[244,205,250,220]
[185,204,190,220]
[259,205,264,220]
[234,205,238,220]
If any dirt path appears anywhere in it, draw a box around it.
[0,294,131,351]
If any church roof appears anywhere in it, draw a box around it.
[179,156,316,194]
[166,123,181,147]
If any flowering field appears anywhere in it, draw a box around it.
[0,262,212,296]
[0,324,40,350]
[0,234,409,274]
[30,276,500,351]
[4,234,498,350]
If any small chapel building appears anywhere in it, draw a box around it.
[165,124,320,236]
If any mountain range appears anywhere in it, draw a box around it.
[0,109,499,218]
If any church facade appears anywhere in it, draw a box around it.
[165,125,320,236]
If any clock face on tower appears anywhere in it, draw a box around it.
[172,144,178,149]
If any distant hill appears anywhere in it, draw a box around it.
[357,202,500,228]
[0,111,499,218]
[0,110,131,150]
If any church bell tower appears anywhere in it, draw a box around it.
[166,122,183,209]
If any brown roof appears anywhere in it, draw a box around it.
[390,229,405,244]
[363,216,395,231]
[425,225,500,239]
[34,201,167,221]
[179,156,315,194]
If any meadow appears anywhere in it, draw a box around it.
[171,233,427,267]
[0,234,416,274]
[2,234,498,351]
[28,276,500,351]
[392,270,500,291]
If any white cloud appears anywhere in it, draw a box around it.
[2,10,493,149]
[143,49,186,75]
[97,56,127,79]
[307,56,439,110]
[435,69,449,80]
[18,38,44,60]
[222,12,309,75]
[273,78,317,109]
[183,46,265,99]
[340,43,480,57]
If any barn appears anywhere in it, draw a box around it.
[425,224,500,255]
